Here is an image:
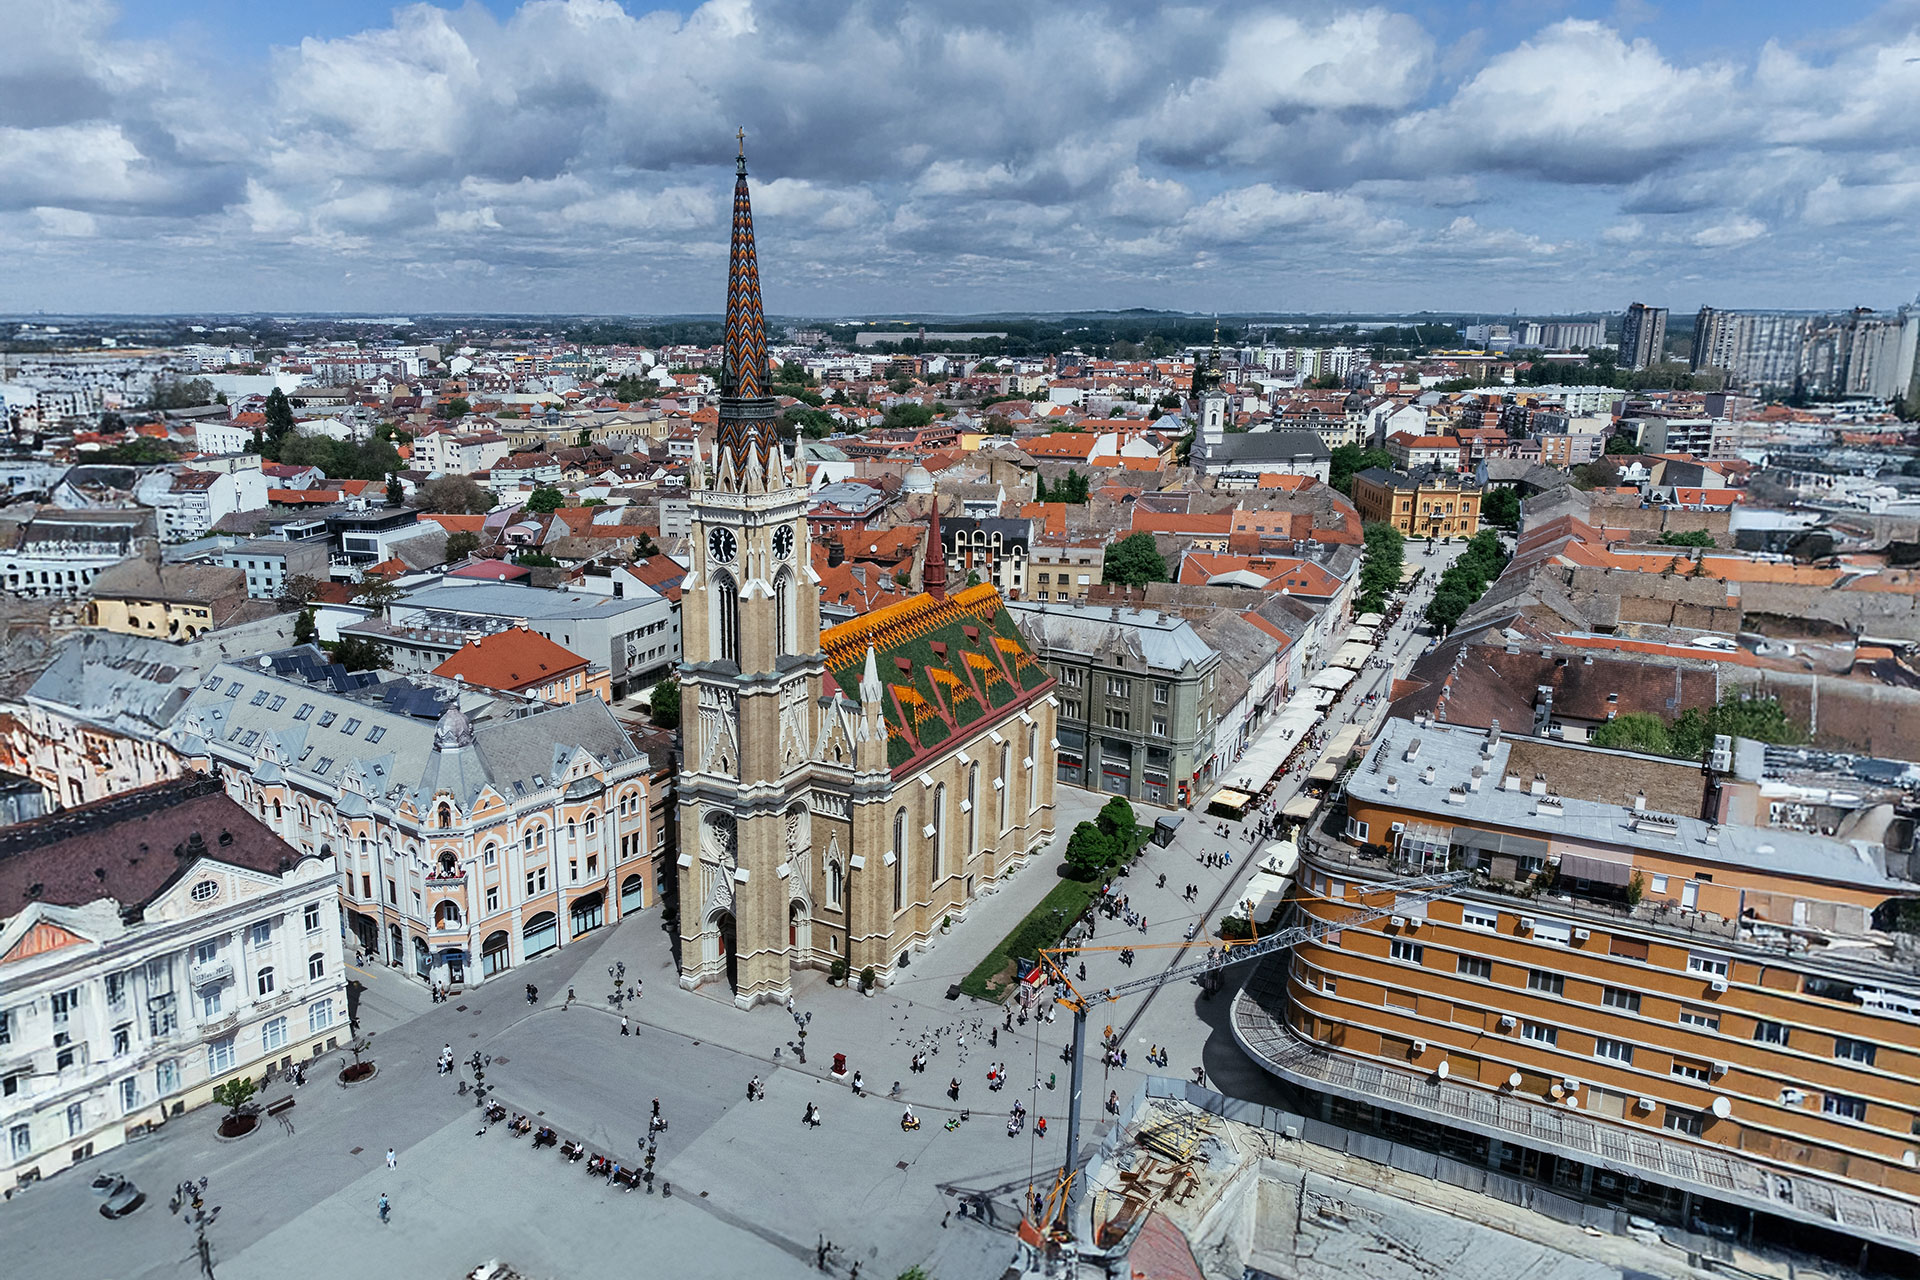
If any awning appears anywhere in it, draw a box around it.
[1309,667,1356,691]
[1308,761,1341,783]
[1560,853,1632,886]
[1345,626,1377,646]
[1356,612,1383,627]
[1206,788,1255,816]
[1330,641,1374,669]
[1282,793,1318,819]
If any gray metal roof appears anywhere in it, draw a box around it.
[1007,600,1217,673]
[1350,717,1907,890]
[24,616,304,737]
[391,581,656,625]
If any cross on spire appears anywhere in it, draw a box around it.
[736,127,747,177]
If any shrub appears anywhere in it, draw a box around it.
[859,966,876,992]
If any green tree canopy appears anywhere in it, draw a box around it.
[1658,529,1716,548]
[1051,469,1091,503]
[329,635,390,672]
[444,530,480,562]
[1103,533,1169,587]
[881,402,935,430]
[263,387,296,439]
[1588,712,1675,756]
[385,473,403,505]
[413,475,494,515]
[146,376,216,410]
[1329,444,1394,495]
[1481,487,1521,528]
[444,397,472,419]
[211,1075,257,1117]
[1063,820,1123,880]
[1357,521,1404,613]
[526,486,566,514]
[1605,433,1640,455]
[650,680,681,729]
[293,607,317,647]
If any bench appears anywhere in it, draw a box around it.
[265,1097,296,1117]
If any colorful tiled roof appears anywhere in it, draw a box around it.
[820,582,1052,771]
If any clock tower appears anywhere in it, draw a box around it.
[676,134,825,1007]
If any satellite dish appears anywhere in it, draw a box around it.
[1434,1060,1450,1080]
[1711,1096,1732,1119]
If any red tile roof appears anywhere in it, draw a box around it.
[432,627,588,692]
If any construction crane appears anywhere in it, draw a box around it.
[1027,867,1472,1238]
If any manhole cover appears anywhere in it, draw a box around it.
[494,1056,510,1064]
[469,1032,479,1038]
[536,1109,544,1116]
[470,1007,482,1015]
[700,1191,708,1197]
[456,1004,468,1011]
[349,1147,363,1155]
[896,1161,909,1170]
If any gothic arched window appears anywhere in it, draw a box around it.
[892,807,907,912]
[998,743,1012,832]
[713,570,740,666]
[966,763,978,855]
[774,567,793,657]
[930,783,945,882]
[828,860,843,907]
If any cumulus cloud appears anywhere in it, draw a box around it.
[0,0,1914,312]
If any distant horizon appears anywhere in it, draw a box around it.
[5,3,1918,314]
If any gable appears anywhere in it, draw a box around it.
[1,919,89,966]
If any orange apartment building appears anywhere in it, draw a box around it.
[1350,466,1483,540]
[1236,716,1920,1269]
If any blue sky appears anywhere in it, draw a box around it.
[4,0,1916,315]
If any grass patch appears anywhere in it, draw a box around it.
[958,876,1101,1003]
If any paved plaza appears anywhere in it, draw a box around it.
[0,543,1465,1280]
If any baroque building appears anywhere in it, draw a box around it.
[676,141,1059,1007]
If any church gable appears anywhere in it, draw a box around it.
[820,583,1052,771]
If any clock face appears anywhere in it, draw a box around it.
[708,527,737,564]
[773,525,794,562]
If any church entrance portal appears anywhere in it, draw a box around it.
[717,911,738,992]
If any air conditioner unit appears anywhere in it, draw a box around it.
[1636,1097,1656,1113]
[1562,1078,1580,1091]
[1518,917,1536,933]
[1389,915,1406,929]
[1411,1040,1427,1056]
[1710,1062,1729,1078]
[1780,1088,1806,1107]
[1405,917,1421,930]
[1573,928,1591,942]
[1710,977,1729,994]
[1498,1014,1517,1031]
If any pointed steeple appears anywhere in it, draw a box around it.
[714,128,778,488]
[921,498,948,601]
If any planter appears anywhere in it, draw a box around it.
[216,1113,258,1140]
[338,1061,378,1085]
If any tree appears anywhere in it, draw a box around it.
[263,387,296,440]
[1572,457,1622,491]
[1481,487,1521,528]
[1329,444,1393,495]
[355,579,402,617]
[278,575,321,607]
[1424,587,1470,631]
[515,550,559,567]
[385,473,403,505]
[1034,475,1048,502]
[92,438,181,466]
[1605,433,1639,456]
[650,680,681,729]
[1063,820,1122,880]
[1357,522,1404,613]
[146,376,216,410]
[444,530,480,562]
[881,402,935,430]
[444,397,472,419]
[1588,712,1675,756]
[293,608,317,647]
[211,1075,256,1121]
[329,636,390,672]
[1053,469,1090,503]
[413,475,494,515]
[575,427,593,448]
[1095,797,1142,857]
[1659,529,1716,548]
[1103,533,1169,587]
[526,486,565,514]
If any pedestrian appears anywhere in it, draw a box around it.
[385,1147,396,1169]
[378,1193,390,1224]
[566,985,574,1008]
[652,1098,661,1119]
[621,1015,630,1036]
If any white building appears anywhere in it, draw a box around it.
[0,778,348,1186]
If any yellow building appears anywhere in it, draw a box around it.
[1350,465,1483,539]
[82,552,248,642]
[1235,716,1920,1268]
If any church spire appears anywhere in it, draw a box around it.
[921,498,948,601]
[716,128,776,486]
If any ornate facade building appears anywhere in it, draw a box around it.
[676,142,1059,1007]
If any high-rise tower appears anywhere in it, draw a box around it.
[676,133,825,1007]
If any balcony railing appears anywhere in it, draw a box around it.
[189,959,232,988]
[425,872,467,889]
[201,1014,237,1038]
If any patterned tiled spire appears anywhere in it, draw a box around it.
[715,128,776,486]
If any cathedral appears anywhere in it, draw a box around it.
[675,140,1060,1007]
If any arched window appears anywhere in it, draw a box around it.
[437,802,452,828]
[308,952,325,980]
[966,763,978,854]
[256,966,275,996]
[999,743,1012,832]
[714,570,740,666]
[892,807,907,911]
[435,901,462,929]
[482,843,498,867]
[774,567,793,657]
[930,783,946,881]
[828,860,843,907]
[1027,725,1038,811]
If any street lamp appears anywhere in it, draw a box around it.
[466,1051,493,1108]
[170,1177,220,1280]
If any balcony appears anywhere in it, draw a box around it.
[189,958,232,988]
[429,921,468,942]
[425,871,467,889]
[201,1014,238,1038]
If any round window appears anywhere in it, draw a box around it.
[190,880,219,902]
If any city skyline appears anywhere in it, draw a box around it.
[4,0,1918,316]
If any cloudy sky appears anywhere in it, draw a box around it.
[4,0,1918,317]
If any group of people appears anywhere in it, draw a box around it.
[436,1044,455,1076]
